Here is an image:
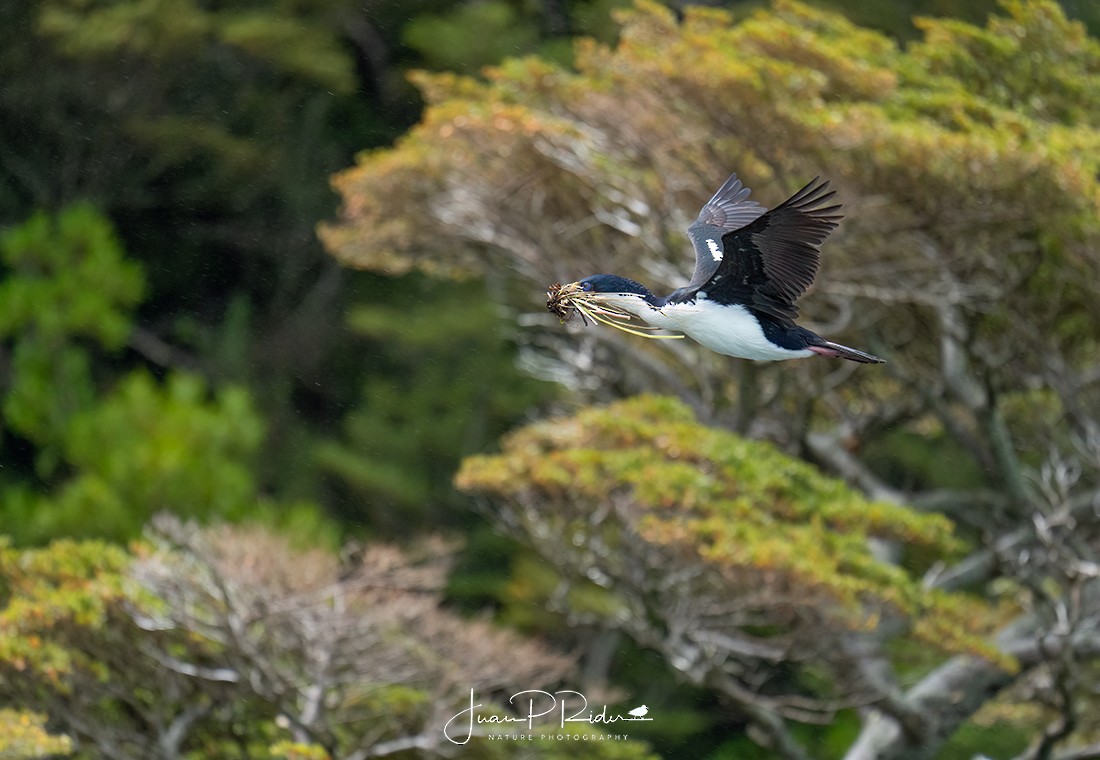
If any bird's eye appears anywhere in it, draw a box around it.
[581,282,593,292]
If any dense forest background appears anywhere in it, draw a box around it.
[2,1,1099,759]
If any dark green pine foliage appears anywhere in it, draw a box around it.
[315,274,556,534]
[0,206,335,545]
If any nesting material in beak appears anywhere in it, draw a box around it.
[546,282,584,323]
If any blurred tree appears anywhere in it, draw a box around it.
[40,372,266,541]
[403,0,632,71]
[457,396,1008,748]
[314,274,555,533]
[404,1,545,72]
[0,519,657,760]
[0,0,426,537]
[0,204,143,457]
[323,1,1100,758]
[0,0,583,540]
[0,205,333,544]
[10,0,1088,547]
[0,709,72,758]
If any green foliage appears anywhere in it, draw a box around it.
[487,734,660,760]
[268,741,330,760]
[861,428,987,492]
[215,10,357,91]
[2,0,578,550]
[0,0,404,549]
[0,204,143,458]
[458,395,1003,664]
[38,0,212,59]
[404,1,542,72]
[320,9,1100,754]
[0,203,143,347]
[0,525,653,760]
[909,0,1100,123]
[324,0,1100,387]
[38,0,355,92]
[315,274,555,532]
[0,709,72,758]
[2,343,94,471]
[935,717,1033,760]
[0,206,329,545]
[0,537,132,686]
[2,0,409,311]
[404,0,632,71]
[811,0,1002,40]
[0,534,281,759]
[44,372,264,541]
[4,1,1099,757]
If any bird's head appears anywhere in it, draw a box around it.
[573,274,665,312]
[547,275,659,321]
[576,274,654,299]
[547,275,679,339]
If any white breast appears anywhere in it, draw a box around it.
[659,295,813,361]
[588,292,812,361]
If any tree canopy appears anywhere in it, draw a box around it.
[0,519,659,759]
[324,1,1100,758]
[4,0,1100,758]
[458,395,1010,687]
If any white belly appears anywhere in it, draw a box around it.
[660,297,813,361]
[590,292,812,361]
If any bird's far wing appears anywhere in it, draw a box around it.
[674,174,768,301]
[693,173,767,231]
[704,177,842,321]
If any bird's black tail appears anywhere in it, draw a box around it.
[808,341,885,364]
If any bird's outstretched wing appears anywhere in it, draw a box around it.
[678,174,768,299]
[670,177,842,322]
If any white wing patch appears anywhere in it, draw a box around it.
[706,238,722,262]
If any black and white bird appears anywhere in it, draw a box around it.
[571,174,884,364]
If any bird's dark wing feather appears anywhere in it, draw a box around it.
[692,173,766,231]
[677,174,768,299]
[671,177,842,321]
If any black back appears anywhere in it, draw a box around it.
[668,177,842,322]
[681,173,767,298]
